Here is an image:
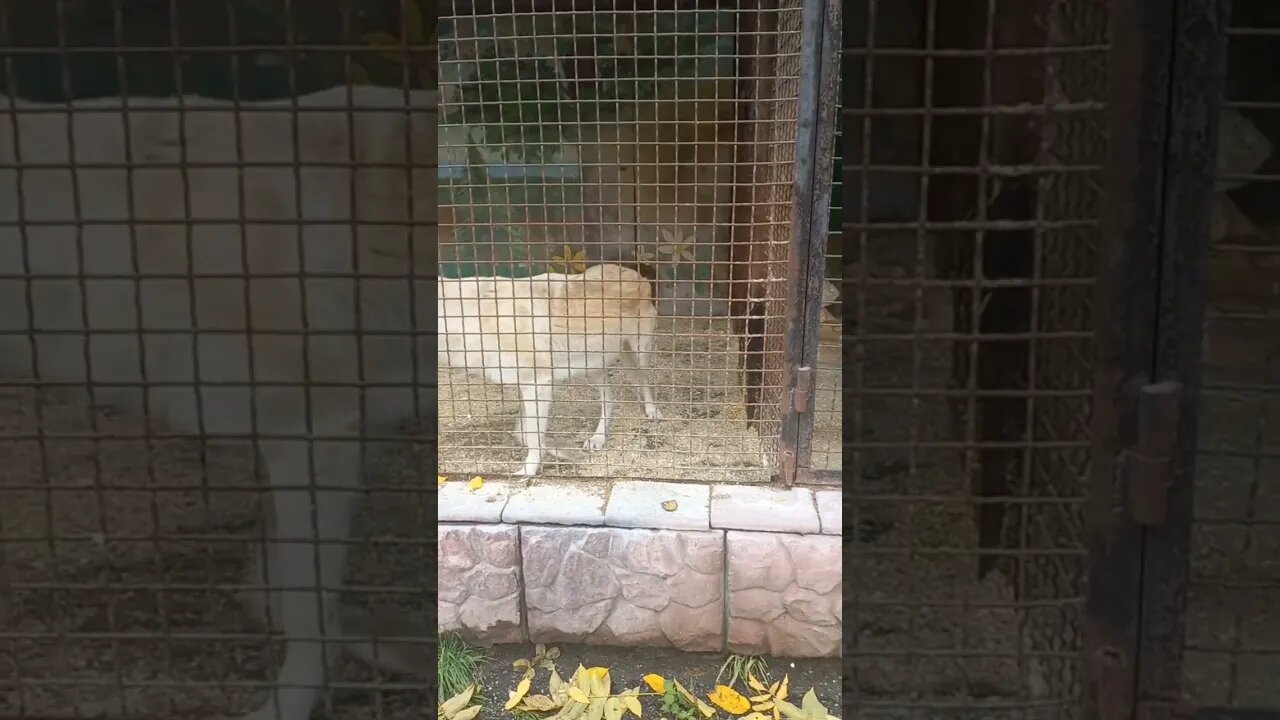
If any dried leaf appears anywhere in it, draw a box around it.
[523,667,537,681]
[776,676,789,703]
[437,475,448,485]
[546,646,562,660]
[587,698,607,720]
[708,685,751,715]
[520,695,563,712]
[775,700,804,720]
[643,674,666,694]
[768,681,780,697]
[742,714,770,720]
[799,690,825,719]
[675,681,716,719]
[550,669,569,701]
[468,476,484,492]
[661,500,679,512]
[506,677,533,710]
[752,702,775,712]
[452,706,482,720]
[514,659,532,671]
[622,693,643,717]
[569,688,591,705]
[747,675,768,693]
[604,697,626,720]
[536,643,547,657]
[590,666,612,695]
[439,685,475,716]
[749,695,772,704]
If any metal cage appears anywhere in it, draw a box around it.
[0,1,437,718]
[435,0,839,485]
[844,0,1104,717]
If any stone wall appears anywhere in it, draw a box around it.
[438,480,841,658]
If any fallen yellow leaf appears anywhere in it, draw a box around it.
[747,675,768,693]
[505,677,532,710]
[675,681,716,718]
[604,696,626,720]
[661,500,679,512]
[468,476,484,492]
[708,685,751,715]
[438,475,448,485]
[520,694,561,712]
[622,693,643,717]
[743,714,771,720]
[569,687,591,704]
[776,675,789,703]
[643,674,666,694]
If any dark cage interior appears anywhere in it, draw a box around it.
[0,1,438,719]
[1183,0,1280,710]
[844,0,1103,717]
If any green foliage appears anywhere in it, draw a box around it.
[660,683,701,720]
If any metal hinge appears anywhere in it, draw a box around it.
[791,366,814,412]
[1128,381,1182,526]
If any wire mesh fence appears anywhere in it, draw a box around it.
[0,1,436,718]
[1183,0,1280,709]
[436,1,837,483]
[843,0,1103,717]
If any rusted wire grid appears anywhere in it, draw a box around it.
[0,0,438,718]
[1181,9,1280,712]
[842,0,1104,716]
[436,1,837,482]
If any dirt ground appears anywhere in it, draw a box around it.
[437,315,843,483]
[463,643,840,720]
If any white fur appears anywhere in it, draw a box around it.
[0,85,434,720]
[437,267,663,478]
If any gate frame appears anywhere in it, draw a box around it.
[1083,1,1255,719]
[778,0,841,486]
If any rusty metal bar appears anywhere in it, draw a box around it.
[1190,709,1280,720]
[440,0,722,13]
[1084,0,1231,718]
[1083,0,1179,715]
[1136,0,1232,712]
[777,0,839,485]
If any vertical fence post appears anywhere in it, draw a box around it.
[1135,1,1231,717]
[1084,1,1230,718]
[780,0,840,485]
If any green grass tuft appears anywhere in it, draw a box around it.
[715,653,770,690]
[437,632,489,703]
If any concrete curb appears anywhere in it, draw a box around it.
[438,481,842,658]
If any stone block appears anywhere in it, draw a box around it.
[710,485,819,533]
[504,482,607,526]
[438,479,515,523]
[815,491,841,536]
[726,531,841,657]
[605,481,710,531]
[522,525,724,651]
[437,523,523,645]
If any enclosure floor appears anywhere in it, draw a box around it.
[0,386,436,719]
[1183,354,1280,709]
[437,316,842,482]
